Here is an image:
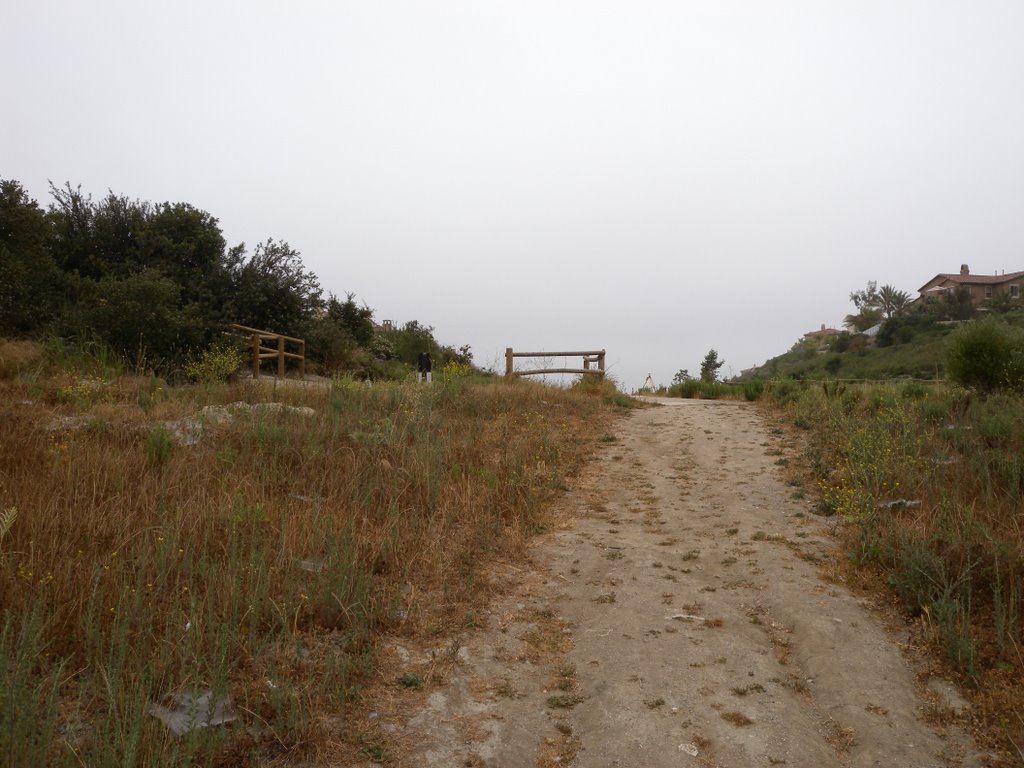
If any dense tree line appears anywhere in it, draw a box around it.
[0,177,471,378]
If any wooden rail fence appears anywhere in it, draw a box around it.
[229,324,305,380]
[505,348,605,378]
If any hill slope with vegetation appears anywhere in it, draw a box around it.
[751,280,1024,382]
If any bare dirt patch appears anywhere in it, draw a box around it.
[352,398,990,767]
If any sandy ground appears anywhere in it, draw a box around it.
[356,398,987,768]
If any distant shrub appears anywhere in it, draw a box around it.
[668,379,700,399]
[742,379,765,401]
[184,341,243,384]
[896,325,916,344]
[441,360,473,380]
[830,332,852,353]
[947,317,1024,393]
[697,381,722,399]
[901,382,929,400]
[768,379,801,405]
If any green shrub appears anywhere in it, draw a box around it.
[768,379,801,405]
[947,317,1024,392]
[742,379,765,401]
[184,341,243,383]
[60,271,206,365]
[668,379,700,399]
[697,381,721,399]
[838,387,862,415]
[901,382,929,400]
[978,412,1015,444]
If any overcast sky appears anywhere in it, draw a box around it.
[5,1,1024,388]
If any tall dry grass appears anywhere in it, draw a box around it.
[0,352,617,766]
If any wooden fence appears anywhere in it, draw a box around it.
[505,348,605,378]
[229,324,305,380]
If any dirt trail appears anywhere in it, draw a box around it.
[363,399,984,768]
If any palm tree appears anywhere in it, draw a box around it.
[878,284,911,320]
[844,308,882,332]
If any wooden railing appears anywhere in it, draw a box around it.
[505,348,605,378]
[228,324,305,380]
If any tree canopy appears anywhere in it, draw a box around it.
[700,349,724,382]
[0,176,472,379]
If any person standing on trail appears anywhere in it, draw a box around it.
[417,351,432,383]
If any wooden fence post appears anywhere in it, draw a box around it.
[251,334,260,379]
[505,348,514,377]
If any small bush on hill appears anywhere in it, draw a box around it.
[947,317,1024,393]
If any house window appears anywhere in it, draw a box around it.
[1012,285,1021,299]
[985,286,993,299]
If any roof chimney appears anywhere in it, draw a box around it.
[960,264,970,275]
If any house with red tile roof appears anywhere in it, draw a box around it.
[801,324,843,349]
[917,264,1024,305]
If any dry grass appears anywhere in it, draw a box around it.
[0,358,618,766]
[0,339,44,379]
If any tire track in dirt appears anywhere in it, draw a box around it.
[359,399,984,768]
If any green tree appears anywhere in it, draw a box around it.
[845,280,885,331]
[391,320,439,366]
[305,294,376,373]
[940,287,976,321]
[45,181,238,360]
[327,293,374,347]
[985,291,1015,313]
[47,182,152,279]
[225,239,323,336]
[139,202,229,312]
[0,179,62,334]
[700,350,724,382]
[844,308,883,332]
[850,281,880,312]
[672,369,691,385]
[877,284,911,319]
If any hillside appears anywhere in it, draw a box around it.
[748,309,1024,381]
